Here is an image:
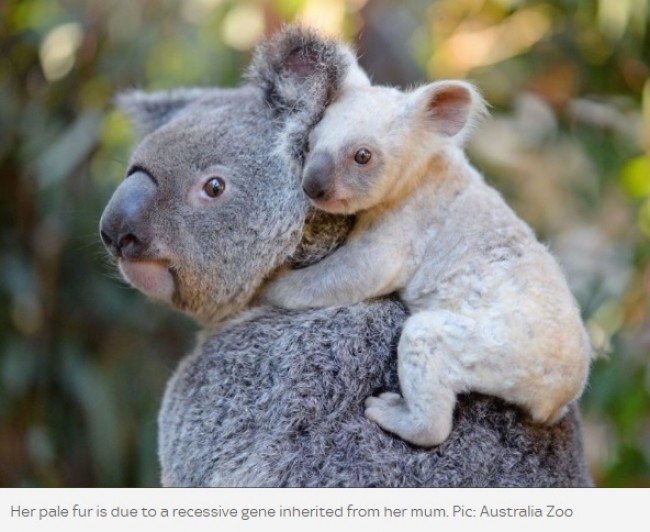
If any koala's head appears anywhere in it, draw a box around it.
[302,80,487,214]
[99,86,309,325]
[99,26,362,326]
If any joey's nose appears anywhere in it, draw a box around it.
[302,152,335,201]
[99,171,157,259]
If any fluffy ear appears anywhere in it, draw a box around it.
[246,24,369,118]
[411,81,488,142]
[246,25,370,166]
[115,88,209,136]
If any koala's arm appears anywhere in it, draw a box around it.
[263,223,409,310]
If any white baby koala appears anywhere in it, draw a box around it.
[263,75,592,447]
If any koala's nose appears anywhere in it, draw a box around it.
[302,152,335,201]
[100,171,157,259]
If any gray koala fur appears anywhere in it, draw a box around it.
[103,25,593,486]
[160,302,591,487]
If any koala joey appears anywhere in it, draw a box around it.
[263,74,593,447]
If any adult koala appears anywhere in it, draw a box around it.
[100,26,593,487]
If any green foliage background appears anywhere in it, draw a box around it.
[1,0,649,487]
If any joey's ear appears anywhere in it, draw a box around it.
[115,88,209,136]
[412,81,487,142]
[246,24,369,118]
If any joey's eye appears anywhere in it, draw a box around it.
[203,177,226,198]
[354,148,372,165]
[303,139,311,154]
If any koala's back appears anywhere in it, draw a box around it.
[158,299,593,487]
[395,167,591,422]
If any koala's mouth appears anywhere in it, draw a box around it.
[118,258,175,304]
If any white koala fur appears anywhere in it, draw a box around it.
[263,66,592,447]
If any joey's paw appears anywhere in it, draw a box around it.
[365,392,404,410]
[259,280,313,310]
[259,273,294,308]
[364,393,449,447]
[364,392,409,428]
[257,283,278,306]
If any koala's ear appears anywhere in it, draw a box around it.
[246,24,369,117]
[115,88,209,136]
[411,81,487,142]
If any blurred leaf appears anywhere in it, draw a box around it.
[35,110,103,189]
[0,339,39,399]
[605,444,650,487]
[638,198,650,237]
[11,0,64,33]
[620,155,650,198]
[60,348,124,487]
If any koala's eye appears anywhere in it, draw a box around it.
[354,148,372,165]
[303,139,310,154]
[203,177,226,198]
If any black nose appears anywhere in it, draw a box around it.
[100,228,143,258]
[99,171,157,259]
[302,152,335,201]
